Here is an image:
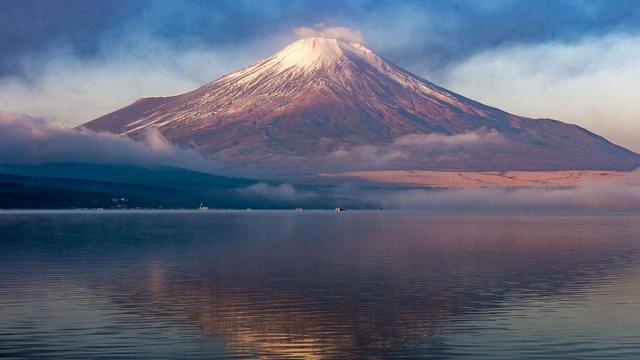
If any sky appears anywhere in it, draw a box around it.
[1,0,639,151]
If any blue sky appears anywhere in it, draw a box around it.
[1,0,640,150]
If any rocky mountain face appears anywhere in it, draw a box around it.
[83,37,640,174]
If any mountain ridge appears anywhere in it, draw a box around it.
[83,37,640,174]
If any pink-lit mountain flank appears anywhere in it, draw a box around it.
[83,37,640,174]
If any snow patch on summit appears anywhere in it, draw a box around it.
[272,37,378,71]
[218,37,459,107]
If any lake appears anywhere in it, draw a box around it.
[1,210,639,359]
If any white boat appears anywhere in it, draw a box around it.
[198,203,209,211]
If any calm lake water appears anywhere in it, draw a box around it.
[1,210,640,359]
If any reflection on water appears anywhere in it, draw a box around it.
[1,211,640,359]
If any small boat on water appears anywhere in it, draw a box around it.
[335,208,346,212]
[295,208,304,212]
[198,203,209,211]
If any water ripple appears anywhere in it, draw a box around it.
[1,211,639,358]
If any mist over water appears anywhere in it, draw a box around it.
[1,211,640,359]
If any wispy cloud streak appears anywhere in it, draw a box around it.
[327,131,504,167]
[294,24,364,43]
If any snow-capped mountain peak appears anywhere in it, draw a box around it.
[213,36,452,106]
[83,37,640,174]
[270,37,380,71]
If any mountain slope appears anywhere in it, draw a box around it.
[83,37,640,173]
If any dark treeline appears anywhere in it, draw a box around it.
[0,165,374,210]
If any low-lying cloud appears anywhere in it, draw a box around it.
[239,172,640,210]
[329,145,408,167]
[366,177,640,211]
[394,131,504,148]
[242,182,315,202]
[328,130,504,167]
[0,112,220,172]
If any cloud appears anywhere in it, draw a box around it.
[385,171,640,210]
[329,145,408,166]
[294,24,364,43]
[365,177,640,211]
[394,131,504,148]
[327,131,504,167]
[440,33,640,153]
[242,182,315,201]
[4,110,632,212]
[0,112,220,172]
[238,171,640,210]
[5,1,640,80]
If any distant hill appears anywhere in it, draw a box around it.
[0,163,370,209]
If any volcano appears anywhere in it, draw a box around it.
[83,37,640,174]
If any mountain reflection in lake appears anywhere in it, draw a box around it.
[1,211,640,359]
